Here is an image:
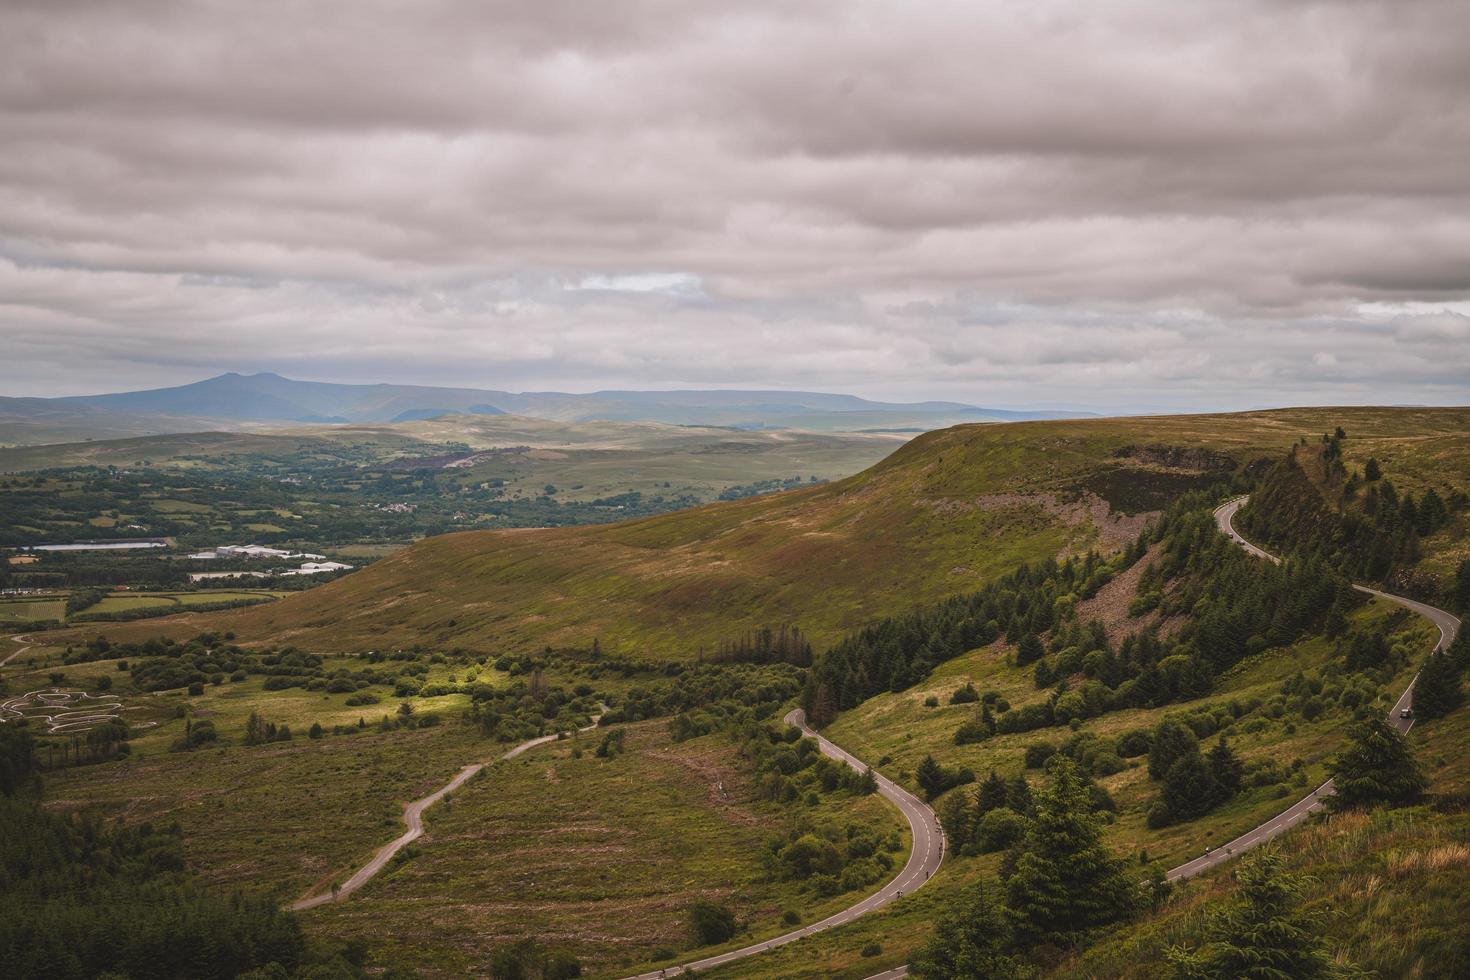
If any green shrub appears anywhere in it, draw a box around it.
[688,901,737,945]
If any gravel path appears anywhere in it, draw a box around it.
[291,710,606,911]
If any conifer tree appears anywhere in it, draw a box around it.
[1006,773,1034,816]
[915,755,946,800]
[1451,626,1470,672]
[1329,716,1426,809]
[910,880,1028,979]
[1007,757,1137,946]
[1160,750,1218,824]
[1148,718,1200,780]
[938,789,973,848]
[1017,633,1045,666]
[1167,850,1333,979]
[1205,735,1244,801]
[1413,650,1463,721]
[977,769,1008,814]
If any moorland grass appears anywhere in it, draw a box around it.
[52,407,1470,661]
[300,718,906,978]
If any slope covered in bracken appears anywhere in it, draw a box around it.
[64,408,1470,658]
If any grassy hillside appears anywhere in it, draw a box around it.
[57,408,1470,659]
[1239,426,1470,599]
[300,719,904,978]
[7,406,1466,980]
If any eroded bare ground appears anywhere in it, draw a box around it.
[1073,541,1184,645]
[922,490,1155,553]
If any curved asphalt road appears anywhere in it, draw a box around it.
[616,708,945,980]
[1164,497,1459,882]
[860,496,1462,980]
[292,710,606,911]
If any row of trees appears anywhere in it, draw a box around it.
[804,547,1141,725]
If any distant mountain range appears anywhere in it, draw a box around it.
[0,372,1090,445]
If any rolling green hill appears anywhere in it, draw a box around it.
[62,407,1470,658]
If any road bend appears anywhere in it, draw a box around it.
[2,633,35,668]
[859,496,1461,980]
[1164,497,1459,881]
[616,708,946,980]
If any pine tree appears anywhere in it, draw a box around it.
[1007,757,1137,946]
[977,769,1008,814]
[1364,457,1381,481]
[1329,716,1427,809]
[1161,750,1218,824]
[1168,850,1333,979]
[915,755,947,800]
[1016,633,1045,666]
[1420,488,1447,534]
[1205,736,1244,801]
[910,880,1029,979]
[1455,559,1470,613]
[1451,627,1470,673]
[938,789,973,848]
[244,711,264,746]
[1413,650,1464,721]
[1006,773,1034,816]
[1148,718,1199,780]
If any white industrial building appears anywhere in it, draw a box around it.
[27,538,169,552]
[188,560,352,583]
[188,544,326,560]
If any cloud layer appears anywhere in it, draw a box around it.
[2,0,1468,408]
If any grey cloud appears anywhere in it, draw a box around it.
[1,0,1468,407]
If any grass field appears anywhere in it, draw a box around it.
[9,639,909,978]
[42,719,493,898]
[827,598,1430,868]
[0,414,903,507]
[300,719,905,978]
[0,595,66,622]
[56,407,1470,661]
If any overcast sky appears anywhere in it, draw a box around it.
[3,0,1468,411]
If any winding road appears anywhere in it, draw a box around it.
[1164,497,1459,881]
[617,708,946,980]
[291,710,606,911]
[282,497,1460,976]
[2,633,34,668]
[860,495,1460,980]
